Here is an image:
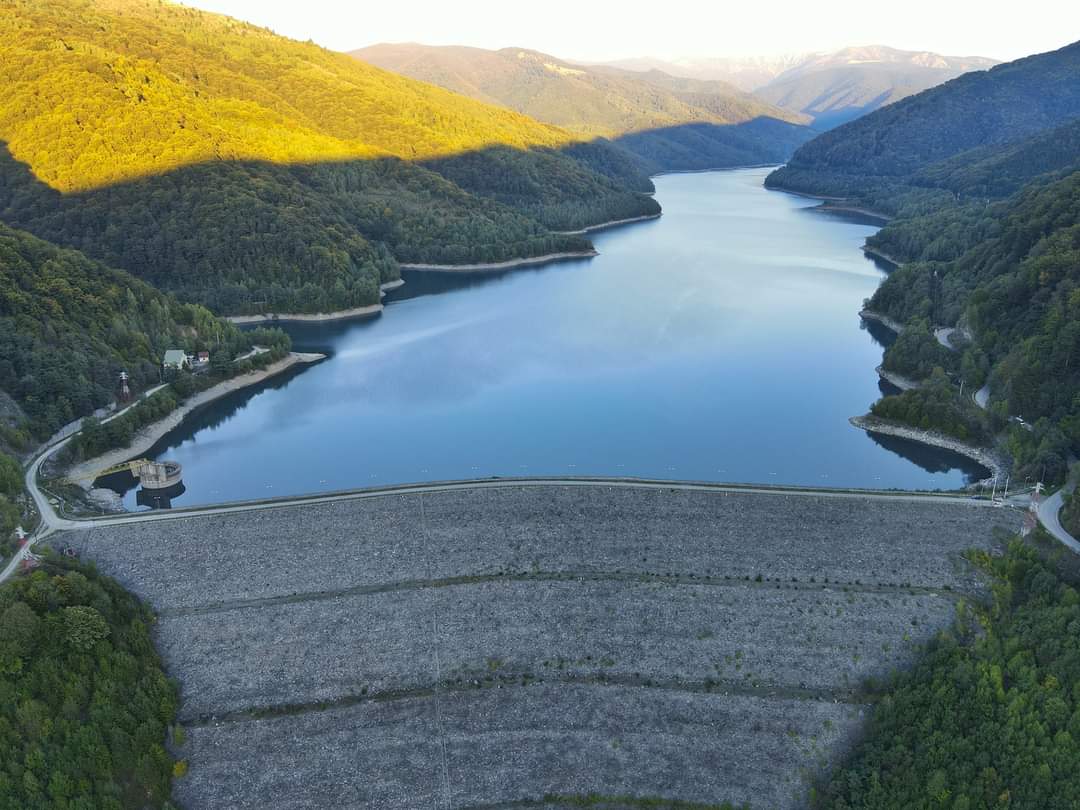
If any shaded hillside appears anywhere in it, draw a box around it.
[755,46,997,128]
[912,117,1080,199]
[353,44,815,171]
[765,42,1080,481]
[877,162,1080,481]
[0,220,253,439]
[0,141,660,313]
[0,0,658,313]
[767,41,1080,198]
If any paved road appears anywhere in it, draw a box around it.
[5,458,1014,585]
[935,326,958,351]
[1037,485,1080,554]
[1,385,172,581]
[7,392,1061,585]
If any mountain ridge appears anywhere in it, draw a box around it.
[591,46,999,127]
[351,42,816,172]
[0,0,661,314]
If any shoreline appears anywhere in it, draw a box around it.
[862,245,903,266]
[876,364,920,392]
[226,304,383,325]
[400,250,598,273]
[553,213,661,235]
[769,186,892,222]
[652,163,778,178]
[850,414,1007,483]
[818,203,891,222]
[225,280,405,324]
[63,352,326,487]
[859,309,905,334]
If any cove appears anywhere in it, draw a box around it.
[110,167,987,509]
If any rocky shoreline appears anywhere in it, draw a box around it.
[225,280,404,324]
[862,245,903,266]
[64,352,325,487]
[399,250,598,272]
[553,213,661,235]
[859,309,905,334]
[875,364,920,391]
[767,187,892,221]
[226,304,383,325]
[850,414,1007,483]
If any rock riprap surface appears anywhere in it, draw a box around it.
[59,483,1019,809]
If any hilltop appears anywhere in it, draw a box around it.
[595,46,997,128]
[767,41,1080,197]
[352,43,815,172]
[0,0,659,314]
[755,46,998,128]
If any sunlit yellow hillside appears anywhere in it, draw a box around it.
[0,0,576,191]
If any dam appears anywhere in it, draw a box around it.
[60,479,1020,809]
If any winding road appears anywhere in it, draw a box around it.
[1037,484,1080,554]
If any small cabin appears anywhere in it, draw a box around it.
[196,350,210,364]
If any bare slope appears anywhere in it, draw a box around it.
[60,482,1019,809]
[755,46,998,128]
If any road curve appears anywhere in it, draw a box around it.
[1037,485,1080,554]
[1,384,172,582]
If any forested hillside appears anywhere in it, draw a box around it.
[867,166,1080,482]
[353,44,815,172]
[0,0,659,314]
[819,540,1080,810]
[762,41,1080,482]
[0,560,180,809]
[0,221,251,440]
[767,41,1080,199]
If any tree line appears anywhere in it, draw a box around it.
[817,537,1080,809]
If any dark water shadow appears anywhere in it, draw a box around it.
[97,362,315,500]
[862,430,989,482]
[862,317,899,350]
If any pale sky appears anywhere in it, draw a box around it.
[182,0,1079,62]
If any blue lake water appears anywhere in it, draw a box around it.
[115,167,986,509]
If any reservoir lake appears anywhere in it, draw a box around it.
[112,167,987,509]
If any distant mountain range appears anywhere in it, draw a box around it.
[767,41,1080,198]
[595,46,999,128]
[352,44,815,172]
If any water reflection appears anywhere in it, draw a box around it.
[109,168,987,509]
[862,431,987,479]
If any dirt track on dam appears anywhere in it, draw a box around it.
[56,482,1020,809]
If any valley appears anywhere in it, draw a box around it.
[0,3,1078,809]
